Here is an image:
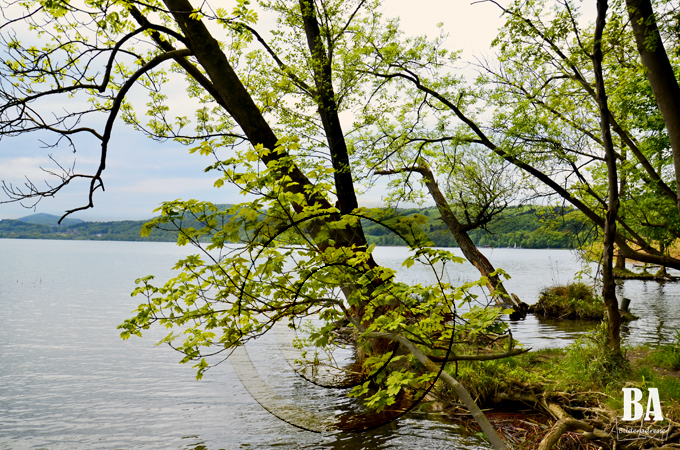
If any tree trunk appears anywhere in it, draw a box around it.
[593,0,622,355]
[658,242,669,277]
[162,0,313,204]
[384,164,525,310]
[297,0,392,355]
[615,251,626,270]
[161,0,374,249]
[421,167,512,305]
[616,146,627,272]
[626,0,680,216]
[298,0,360,216]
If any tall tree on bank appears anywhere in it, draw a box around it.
[592,0,622,355]
[374,162,525,310]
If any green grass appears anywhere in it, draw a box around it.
[443,327,680,421]
[645,336,680,371]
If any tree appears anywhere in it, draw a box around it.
[322,22,529,310]
[374,162,527,311]
[235,1,527,311]
[591,0,623,354]
[479,0,680,269]
[0,1,515,447]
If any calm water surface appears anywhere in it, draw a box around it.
[1,239,679,449]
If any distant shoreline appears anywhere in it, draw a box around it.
[0,205,582,249]
[0,235,573,250]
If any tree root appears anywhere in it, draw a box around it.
[440,389,680,450]
[536,402,610,450]
[537,418,596,450]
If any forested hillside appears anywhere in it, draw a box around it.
[0,218,183,241]
[0,207,236,242]
[1,205,585,249]
[362,206,587,249]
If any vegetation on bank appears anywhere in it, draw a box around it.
[613,266,680,281]
[363,205,586,249]
[430,328,680,449]
[528,283,639,324]
[0,205,585,248]
[0,209,236,242]
[0,217,185,242]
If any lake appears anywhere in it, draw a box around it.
[1,239,679,449]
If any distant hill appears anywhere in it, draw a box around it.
[0,205,587,249]
[17,213,84,226]
[1,205,235,243]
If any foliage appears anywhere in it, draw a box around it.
[479,0,680,260]
[116,193,485,387]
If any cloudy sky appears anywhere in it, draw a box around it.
[0,1,520,221]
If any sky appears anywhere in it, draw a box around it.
[0,1,515,222]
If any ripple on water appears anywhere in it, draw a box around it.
[1,241,679,449]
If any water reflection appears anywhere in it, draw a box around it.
[296,417,489,449]
[507,315,597,349]
[617,279,680,346]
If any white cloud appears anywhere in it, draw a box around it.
[0,156,54,182]
[115,177,217,195]
[390,1,506,51]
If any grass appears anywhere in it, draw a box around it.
[442,326,680,422]
[645,337,680,371]
[531,282,605,320]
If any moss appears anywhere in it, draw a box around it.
[655,267,669,277]
[613,267,642,278]
[613,266,675,280]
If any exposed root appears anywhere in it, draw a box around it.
[538,418,595,450]
[433,390,680,449]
